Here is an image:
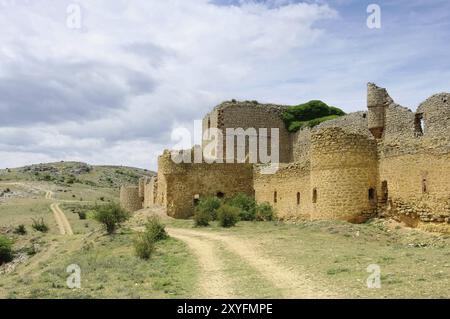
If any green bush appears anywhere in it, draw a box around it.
[228,193,256,221]
[194,209,211,227]
[93,203,130,234]
[255,202,275,221]
[31,218,49,233]
[0,235,13,265]
[282,100,345,132]
[217,205,240,228]
[197,196,222,220]
[144,216,168,241]
[13,224,27,235]
[78,212,87,220]
[133,233,155,260]
[133,217,167,260]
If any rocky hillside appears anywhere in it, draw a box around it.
[0,162,155,189]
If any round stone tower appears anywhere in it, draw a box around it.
[310,127,378,221]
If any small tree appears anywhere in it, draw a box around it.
[217,205,240,228]
[0,235,13,265]
[94,203,130,234]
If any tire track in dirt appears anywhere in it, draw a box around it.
[46,190,73,235]
[168,229,234,298]
[50,203,73,235]
[168,228,338,299]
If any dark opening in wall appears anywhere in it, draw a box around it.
[193,194,200,206]
[312,188,317,203]
[274,191,277,203]
[217,192,225,199]
[297,192,300,205]
[381,181,388,203]
[414,113,425,136]
[368,188,376,204]
[207,117,211,130]
[422,178,428,194]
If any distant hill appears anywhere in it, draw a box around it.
[0,162,155,188]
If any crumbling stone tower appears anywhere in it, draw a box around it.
[367,82,392,138]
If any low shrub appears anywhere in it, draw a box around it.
[0,235,13,265]
[93,203,130,234]
[31,218,49,233]
[134,217,167,260]
[13,224,27,235]
[217,205,240,228]
[194,209,211,227]
[134,233,155,260]
[197,196,222,221]
[144,216,168,241]
[228,193,256,221]
[255,202,275,221]
[78,212,87,220]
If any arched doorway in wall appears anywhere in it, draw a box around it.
[381,181,388,203]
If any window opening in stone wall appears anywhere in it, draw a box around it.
[422,178,428,194]
[193,194,200,206]
[312,188,317,203]
[368,188,376,204]
[414,113,425,136]
[381,181,388,203]
[274,191,277,203]
[207,117,211,129]
[217,192,225,199]
[297,192,300,205]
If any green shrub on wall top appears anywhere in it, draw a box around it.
[282,100,345,132]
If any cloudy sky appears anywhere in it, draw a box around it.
[0,0,449,170]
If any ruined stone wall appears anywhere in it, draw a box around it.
[143,176,158,208]
[157,151,253,218]
[202,102,292,163]
[378,93,450,225]
[291,128,311,164]
[254,162,311,220]
[310,127,378,221]
[120,185,142,212]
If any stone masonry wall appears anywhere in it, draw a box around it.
[158,151,254,218]
[254,162,311,220]
[310,127,378,221]
[120,185,142,213]
[203,101,292,163]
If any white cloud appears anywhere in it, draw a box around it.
[0,0,449,170]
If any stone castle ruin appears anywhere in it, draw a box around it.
[121,83,450,229]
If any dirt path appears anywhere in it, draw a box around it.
[169,229,234,298]
[50,203,73,235]
[167,228,337,299]
[46,190,73,235]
